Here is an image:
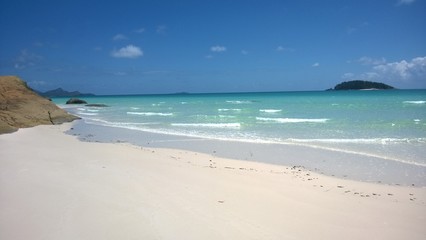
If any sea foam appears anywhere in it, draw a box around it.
[226,100,252,104]
[171,123,241,129]
[127,112,173,116]
[77,112,99,116]
[218,108,242,112]
[256,117,329,123]
[403,100,426,104]
[259,109,282,113]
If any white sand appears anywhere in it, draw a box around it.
[0,124,425,240]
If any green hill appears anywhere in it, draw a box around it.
[332,80,394,90]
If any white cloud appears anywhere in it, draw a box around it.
[134,28,145,33]
[14,49,43,69]
[359,72,380,80]
[241,50,248,55]
[312,62,320,67]
[156,25,167,34]
[346,22,369,35]
[358,56,387,65]
[111,45,143,58]
[33,42,43,47]
[276,46,285,51]
[397,0,416,5]
[211,45,226,52]
[346,27,357,35]
[373,56,426,80]
[343,56,426,87]
[113,34,127,41]
[342,72,355,80]
[276,46,294,52]
[114,71,127,76]
[205,55,213,59]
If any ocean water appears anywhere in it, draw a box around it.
[56,90,426,169]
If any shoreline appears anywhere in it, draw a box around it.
[1,123,425,239]
[67,119,426,187]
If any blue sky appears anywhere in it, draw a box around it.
[1,0,425,94]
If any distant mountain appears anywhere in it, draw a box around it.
[40,88,95,97]
[330,80,395,90]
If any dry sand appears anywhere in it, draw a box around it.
[1,123,425,240]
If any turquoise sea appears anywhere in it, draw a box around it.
[56,89,426,169]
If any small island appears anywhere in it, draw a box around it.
[330,80,395,90]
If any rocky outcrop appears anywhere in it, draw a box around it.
[0,76,80,134]
[66,98,88,104]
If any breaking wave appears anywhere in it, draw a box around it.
[256,117,329,123]
[127,112,173,116]
[171,123,241,129]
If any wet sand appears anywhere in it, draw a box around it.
[67,120,426,186]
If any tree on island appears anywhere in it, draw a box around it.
[332,80,394,90]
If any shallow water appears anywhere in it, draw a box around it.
[56,90,426,167]
[55,90,426,186]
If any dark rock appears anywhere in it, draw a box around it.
[66,98,87,104]
[85,103,109,107]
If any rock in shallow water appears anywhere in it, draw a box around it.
[66,98,88,104]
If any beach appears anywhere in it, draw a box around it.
[1,123,425,240]
[2,0,425,238]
